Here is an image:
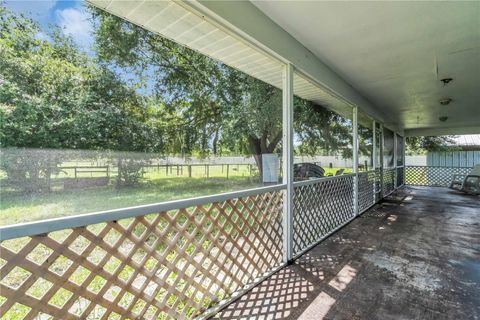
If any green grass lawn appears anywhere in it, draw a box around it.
[0,176,260,226]
[0,163,353,226]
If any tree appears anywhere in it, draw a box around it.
[405,136,457,155]
[0,3,360,192]
[0,6,162,190]
[293,98,353,158]
[90,7,354,174]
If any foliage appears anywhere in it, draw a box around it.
[90,7,354,169]
[0,6,162,188]
[0,148,63,192]
[293,98,352,157]
[405,136,457,155]
[0,3,358,191]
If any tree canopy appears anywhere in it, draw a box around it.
[0,5,163,153]
[1,3,369,168]
[405,136,457,155]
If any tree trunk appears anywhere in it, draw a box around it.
[247,130,282,181]
[213,129,219,155]
[248,135,263,177]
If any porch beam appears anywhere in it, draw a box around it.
[405,126,480,137]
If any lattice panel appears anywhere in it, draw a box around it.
[396,167,404,187]
[292,175,354,255]
[374,168,382,202]
[405,166,472,187]
[0,191,284,320]
[358,171,375,213]
[383,168,395,195]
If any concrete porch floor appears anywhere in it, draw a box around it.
[215,187,480,320]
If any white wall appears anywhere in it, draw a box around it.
[405,156,427,166]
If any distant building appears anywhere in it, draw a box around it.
[427,135,480,167]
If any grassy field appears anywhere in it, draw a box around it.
[0,164,351,226]
[0,176,259,226]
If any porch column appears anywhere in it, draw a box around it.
[372,120,377,202]
[380,124,385,198]
[353,106,359,216]
[394,132,398,188]
[282,63,294,263]
[403,135,406,186]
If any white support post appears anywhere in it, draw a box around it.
[394,132,398,189]
[403,135,406,186]
[372,120,377,202]
[282,63,294,263]
[380,124,385,198]
[352,106,359,216]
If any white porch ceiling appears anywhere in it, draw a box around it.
[253,1,480,134]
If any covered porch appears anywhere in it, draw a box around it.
[0,1,479,320]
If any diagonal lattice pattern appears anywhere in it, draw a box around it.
[383,168,395,195]
[396,167,404,187]
[292,175,355,255]
[374,168,382,202]
[405,166,472,187]
[358,171,375,213]
[0,191,284,320]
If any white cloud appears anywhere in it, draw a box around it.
[56,6,93,49]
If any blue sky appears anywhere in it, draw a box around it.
[5,0,93,50]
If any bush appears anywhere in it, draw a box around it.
[0,148,63,192]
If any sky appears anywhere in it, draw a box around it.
[4,0,93,50]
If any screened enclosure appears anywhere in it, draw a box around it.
[1,1,469,320]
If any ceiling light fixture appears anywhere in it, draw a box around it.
[439,116,448,122]
[440,78,453,85]
[439,98,452,105]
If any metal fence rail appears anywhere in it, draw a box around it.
[0,186,284,320]
[405,166,472,187]
[292,174,355,257]
[358,171,375,213]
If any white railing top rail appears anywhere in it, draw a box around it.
[0,184,286,241]
[405,165,474,168]
[293,173,355,187]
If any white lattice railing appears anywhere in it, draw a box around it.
[358,171,375,213]
[383,168,395,196]
[0,186,285,320]
[292,174,355,257]
[405,166,472,187]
